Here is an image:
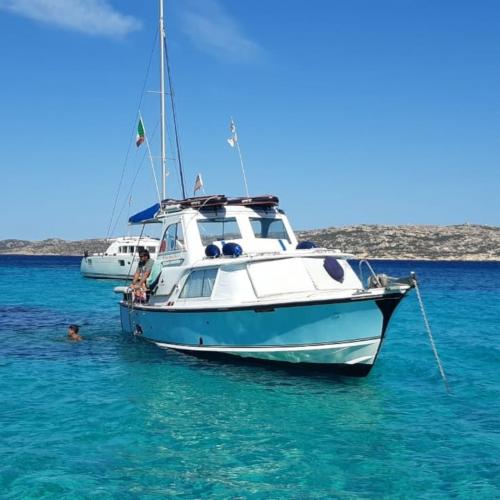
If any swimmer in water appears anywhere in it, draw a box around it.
[68,324,82,341]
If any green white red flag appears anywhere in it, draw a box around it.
[136,119,145,147]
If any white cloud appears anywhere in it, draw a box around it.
[180,0,261,63]
[0,0,141,38]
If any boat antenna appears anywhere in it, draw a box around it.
[163,35,187,199]
[159,0,167,200]
[227,117,249,197]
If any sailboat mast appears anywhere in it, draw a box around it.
[159,0,167,200]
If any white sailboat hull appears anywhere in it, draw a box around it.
[81,255,138,279]
[80,236,159,279]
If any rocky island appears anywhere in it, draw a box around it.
[297,224,499,261]
[0,224,499,261]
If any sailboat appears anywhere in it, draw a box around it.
[80,235,160,280]
[80,198,160,280]
[114,0,415,376]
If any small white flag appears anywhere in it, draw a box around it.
[193,173,204,195]
[227,118,238,148]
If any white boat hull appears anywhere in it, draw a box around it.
[156,337,380,365]
[81,255,138,279]
[81,236,159,279]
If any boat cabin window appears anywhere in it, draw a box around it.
[250,218,291,242]
[198,217,241,245]
[128,246,135,253]
[160,223,185,253]
[147,246,156,254]
[180,268,218,298]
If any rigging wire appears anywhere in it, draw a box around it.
[110,119,161,236]
[163,33,187,199]
[108,12,189,236]
[165,112,184,197]
[105,27,159,239]
[139,110,162,203]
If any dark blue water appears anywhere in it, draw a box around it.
[0,256,499,498]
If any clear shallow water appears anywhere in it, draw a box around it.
[0,256,499,498]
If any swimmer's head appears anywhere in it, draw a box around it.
[68,324,80,335]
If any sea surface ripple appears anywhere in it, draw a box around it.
[0,256,499,498]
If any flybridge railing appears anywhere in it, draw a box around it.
[160,195,279,211]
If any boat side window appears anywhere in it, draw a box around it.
[250,218,291,242]
[197,218,241,246]
[180,268,218,298]
[160,223,185,253]
[148,246,156,254]
[129,246,134,253]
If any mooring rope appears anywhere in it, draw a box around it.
[413,277,450,393]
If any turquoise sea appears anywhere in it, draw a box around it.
[0,256,499,498]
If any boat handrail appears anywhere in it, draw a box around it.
[180,249,355,270]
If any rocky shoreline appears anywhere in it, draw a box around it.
[1,224,499,261]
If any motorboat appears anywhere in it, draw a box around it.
[81,235,159,279]
[113,1,415,376]
[115,195,414,376]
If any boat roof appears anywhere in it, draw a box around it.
[129,195,280,224]
[164,194,279,210]
[108,236,159,244]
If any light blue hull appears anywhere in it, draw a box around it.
[119,294,405,374]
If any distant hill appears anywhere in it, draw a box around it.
[0,238,108,256]
[297,224,500,261]
[1,224,499,260]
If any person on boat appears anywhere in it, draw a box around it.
[131,249,154,302]
[67,324,82,341]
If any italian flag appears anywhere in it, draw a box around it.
[136,119,145,147]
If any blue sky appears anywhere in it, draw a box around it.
[0,0,499,240]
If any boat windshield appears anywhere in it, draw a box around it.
[250,217,290,242]
[160,222,185,253]
[198,217,241,245]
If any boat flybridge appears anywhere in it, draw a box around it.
[115,195,415,376]
[81,236,160,279]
